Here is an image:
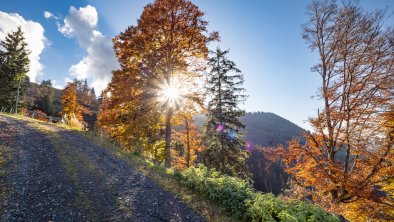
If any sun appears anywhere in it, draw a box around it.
[158,77,187,108]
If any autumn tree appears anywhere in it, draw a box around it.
[202,48,250,179]
[0,27,30,113]
[61,82,80,120]
[98,68,162,154]
[172,111,203,169]
[280,1,394,220]
[104,0,218,166]
[72,79,99,128]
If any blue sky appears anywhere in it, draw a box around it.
[0,0,392,130]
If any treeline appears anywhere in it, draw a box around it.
[194,111,305,195]
[0,27,99,129]
[23,80,62,117]
[60,79,99,129]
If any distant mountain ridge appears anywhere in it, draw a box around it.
[194,111,306,147]
[241,112,306,147]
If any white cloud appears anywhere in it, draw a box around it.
[57,5,118,93]
[44,11,59,20]
[0,11,46,82]
[64,77,73,84]
[51,80,63,89]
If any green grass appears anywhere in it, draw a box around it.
[0,145,13,214]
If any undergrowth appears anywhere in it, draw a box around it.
[181,164,340,222]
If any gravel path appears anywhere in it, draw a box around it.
[0,115,204,222]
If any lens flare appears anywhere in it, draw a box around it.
[245,141,254,151]
[216,124,224,132]
[158,76,187,108]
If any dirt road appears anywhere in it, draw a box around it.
[0,115,204,222]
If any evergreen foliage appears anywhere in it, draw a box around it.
[0,27,30,111]
[202,48,249,178]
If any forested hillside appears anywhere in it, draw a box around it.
[23,81,63,117]
[194,112,305,147]
[242,112,305,147]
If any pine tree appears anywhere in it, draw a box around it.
[0,27,30,112]
[202,48,250,179]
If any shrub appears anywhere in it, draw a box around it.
[181,164,254,219]
[180,164,339,222]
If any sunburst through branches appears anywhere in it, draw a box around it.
[157,76,188,108]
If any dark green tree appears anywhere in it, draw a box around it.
[41,79,52,87]
[0,27,30,112]
[202,48,250,179]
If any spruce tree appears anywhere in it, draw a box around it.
[202,48,250,179]
[0,27,30,112]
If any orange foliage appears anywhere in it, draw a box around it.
[61,82,82,120]
[277,1,394,220]
[172,112,203,169]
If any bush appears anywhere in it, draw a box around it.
[180,164,339,222]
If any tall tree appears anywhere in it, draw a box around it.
[0,27,30,112]
[279,1,394,220]
[108,0,218,166]
[202,48,250,179]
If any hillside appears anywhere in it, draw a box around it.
[194,111,306,147]
[23,82,63,117]
[0,114,339,221]
[242,112,306,147]
[194,112,307,195]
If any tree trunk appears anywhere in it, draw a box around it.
[165,106,173,167]
[185,119,190,167]
[15,77,21,114]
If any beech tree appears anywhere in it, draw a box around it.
[202,48,249,179]
[106,0,218,166]
[98,67,162,154]
[279,1,394,220]
[0,27,30,112]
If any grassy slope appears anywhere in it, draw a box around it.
[0,113,235,222]
[0,115,15,214]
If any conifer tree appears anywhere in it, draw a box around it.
[0,27,30,112]
[202,48,250,179]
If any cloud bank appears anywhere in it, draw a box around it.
[55,5,119,93]
[0,11,46,82]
